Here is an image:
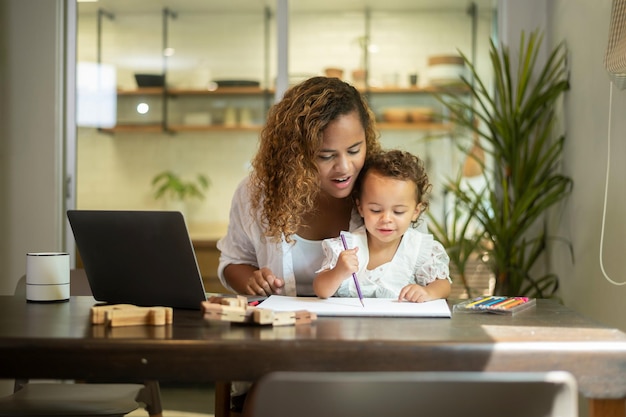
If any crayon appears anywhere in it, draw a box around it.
[497,298,526,310]
[474,296,507,308]
[465,296,493,308]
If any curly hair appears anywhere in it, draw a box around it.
[353,149,432,227]
[250,76,380,242]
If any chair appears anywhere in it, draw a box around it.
[214,381,240,417]
[0,270,163,417]
[251,371,579,417]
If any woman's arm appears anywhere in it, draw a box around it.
[223,264,284,296]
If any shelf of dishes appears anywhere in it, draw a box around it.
[99,84,468,133]
[99,122,455,134]
[113,85,469,96]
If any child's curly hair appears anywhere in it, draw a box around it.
[250,76,381,242]
[353,149,432,227]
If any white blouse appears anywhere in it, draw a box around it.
[318,225,451,298]
[217,177,364,296]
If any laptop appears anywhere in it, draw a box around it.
[67,210,208,310]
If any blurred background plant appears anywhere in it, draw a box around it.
[152,171,211,202]
[432,30,573,298]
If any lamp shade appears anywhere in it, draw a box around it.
[605,0,626,89]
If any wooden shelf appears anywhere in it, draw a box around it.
[114,85,467,97]
[168,124,263,132]
[116,88,164,96]
[99,124,263,133]
[168,87,272,95]
[363,85,469,94]
[99,124,164,133]
[116,86,272,96]
[106,85,465,134]
[377,122,454,131]
[100,123,450,133]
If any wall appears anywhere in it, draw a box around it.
[500,0,626,333]
[0,0,69,397]
[548,0,626,332]
[0,0,67,296]
[75,6,494,227]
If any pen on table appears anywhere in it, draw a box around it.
[339,232,365,307]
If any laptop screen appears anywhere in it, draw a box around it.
[67,210,207,309]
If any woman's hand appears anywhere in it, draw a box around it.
[246,267,284,296]
[223,264,284,296]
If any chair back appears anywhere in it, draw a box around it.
[252,371,578,417]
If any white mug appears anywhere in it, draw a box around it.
[26,252,70,302]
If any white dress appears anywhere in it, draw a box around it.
[318,225,451,298]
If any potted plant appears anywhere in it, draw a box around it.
[428,180,488,299]
[433,31,573,298]
[151,171,210,215]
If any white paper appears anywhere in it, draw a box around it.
[259,296,451,318]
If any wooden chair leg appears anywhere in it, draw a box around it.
[589,398,625,417]
[214,381,232,417]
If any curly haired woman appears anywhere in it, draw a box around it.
[217,76,381,297]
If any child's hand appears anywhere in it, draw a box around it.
[335,247,359,278]
[398,284,434,303]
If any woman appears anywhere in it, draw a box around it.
[217,76,381,297]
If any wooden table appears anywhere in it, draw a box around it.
[0,296,624,416]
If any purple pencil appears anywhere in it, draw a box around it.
[340,233,365,307]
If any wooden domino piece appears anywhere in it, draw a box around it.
[90,305,173,327]
[91,304,137,324]
[294,310,317,325]
[107,307,172,327]
[272,311,296,326]
[219,295,248,309]
[251,308,274,325]
[201,301,247,322]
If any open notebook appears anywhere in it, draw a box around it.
[259,295,451,318]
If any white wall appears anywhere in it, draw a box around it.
[499,0,626,332]
[549,0,626,331]
[0,0,68,296]
[0,0,69,397]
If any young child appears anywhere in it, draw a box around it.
[313,149,451,303]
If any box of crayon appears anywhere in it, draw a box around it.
[453,296,536,315]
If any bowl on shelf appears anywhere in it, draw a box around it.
[382,108,409,123]
[426,55,467,86]
[408,107,434,123]
[134,73,165,88]
[324,67,344,79]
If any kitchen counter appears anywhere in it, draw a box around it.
[187,222,230,293]
[188,221,228,245]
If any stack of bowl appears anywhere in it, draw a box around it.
[426,55,466,86]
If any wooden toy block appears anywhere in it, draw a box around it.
[200,299,317,327]
[91,304,137,324]
[90,304,173,327]
[201,301,247,322]
[251,308,274,325]
[272,311,296,326]
[221,295,248,309]
[294,310,317,325]
[107,307,172,327]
